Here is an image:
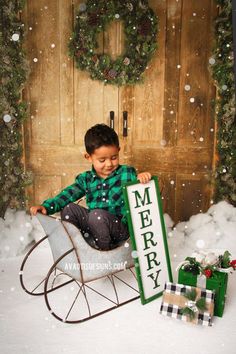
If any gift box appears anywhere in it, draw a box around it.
[160,282,214,326]
[178,268,228,317]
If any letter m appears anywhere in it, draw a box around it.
[132,187,152,208]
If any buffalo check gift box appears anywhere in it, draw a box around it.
[160,282,215,326]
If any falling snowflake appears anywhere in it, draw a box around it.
[184,84,191,91]
[33,58,38,62]
[196,239,205,248]
[160,139,167,146]
[12,33,20,41]
[79,3,87,12]
[209,57,215,65]
[3,114,11,123]
[190,97,195,103]
[131,250,139,258]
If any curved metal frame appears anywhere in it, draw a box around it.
[19,236,74,296]
[43,249,140,323]
[19,217,140,324]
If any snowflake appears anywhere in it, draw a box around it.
[184,84,191,91]
[131,250,139,258]
[3,114,11,123]
[12,33,20,41]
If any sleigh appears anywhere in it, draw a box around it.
[19,213,140,323]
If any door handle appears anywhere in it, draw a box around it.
[123,111,128,137]
[110,111,115,129]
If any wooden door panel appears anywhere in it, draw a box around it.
[60,0,74,146]
[25,0,61,146]
[23,0,216,223]
[177,0,215,147]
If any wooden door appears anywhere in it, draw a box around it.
[118,0,216,222]
[23,0,216,222]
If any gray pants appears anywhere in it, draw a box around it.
[61,203,129,250]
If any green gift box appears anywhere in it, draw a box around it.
[178,268,228,317]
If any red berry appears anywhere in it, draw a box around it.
[204,269,212,278]
[230,260,236,269]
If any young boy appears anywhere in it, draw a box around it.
[30,124,151,250]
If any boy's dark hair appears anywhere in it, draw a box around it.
[84,124,119,154]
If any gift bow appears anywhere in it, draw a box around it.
[181,289,207,321]
[185,300,198,313]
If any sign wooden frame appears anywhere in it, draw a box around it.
[123,176,173,304]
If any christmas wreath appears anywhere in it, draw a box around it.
[68,0,158,85]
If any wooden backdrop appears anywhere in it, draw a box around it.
[23,0,217,222]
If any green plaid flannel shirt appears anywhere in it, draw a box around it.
[42,165,137,224]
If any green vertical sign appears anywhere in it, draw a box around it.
[123,176,173,304]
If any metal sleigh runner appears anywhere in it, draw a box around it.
[19,213,140,324]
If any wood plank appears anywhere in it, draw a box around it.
[26,0,60,145]
[103,18,119,142]
[132,146,212,173]
[163,0,182,146]
[73,0,106,147]
[117,16,134,164]
[155,172,176,220]
[34,175,62,205]
[177,0,215,147]
[59,0,74,145]
[175,174,211,222]
[118,86,134,165]
[132,0,166,146]
[27,145,92,175]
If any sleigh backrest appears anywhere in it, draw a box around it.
[36,213,134,283]
[36,213,80,278]
[64,221,134,283]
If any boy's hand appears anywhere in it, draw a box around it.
[137,172,152,184]
[30,205,47,216]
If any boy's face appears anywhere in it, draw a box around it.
[85,145,120,179]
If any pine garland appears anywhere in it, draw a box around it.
[0,0,31,218]
[211,0,236,205]
[68,0,158,86]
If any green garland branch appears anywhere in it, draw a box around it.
[211,0,236,205]
[0,0,31,218]
[69,0,158,86]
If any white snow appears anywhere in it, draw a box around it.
[0,209,45,258]
[0,201,236,353]
[0,246,236,353]
[165,200,236,262]
[1,201,235,264]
